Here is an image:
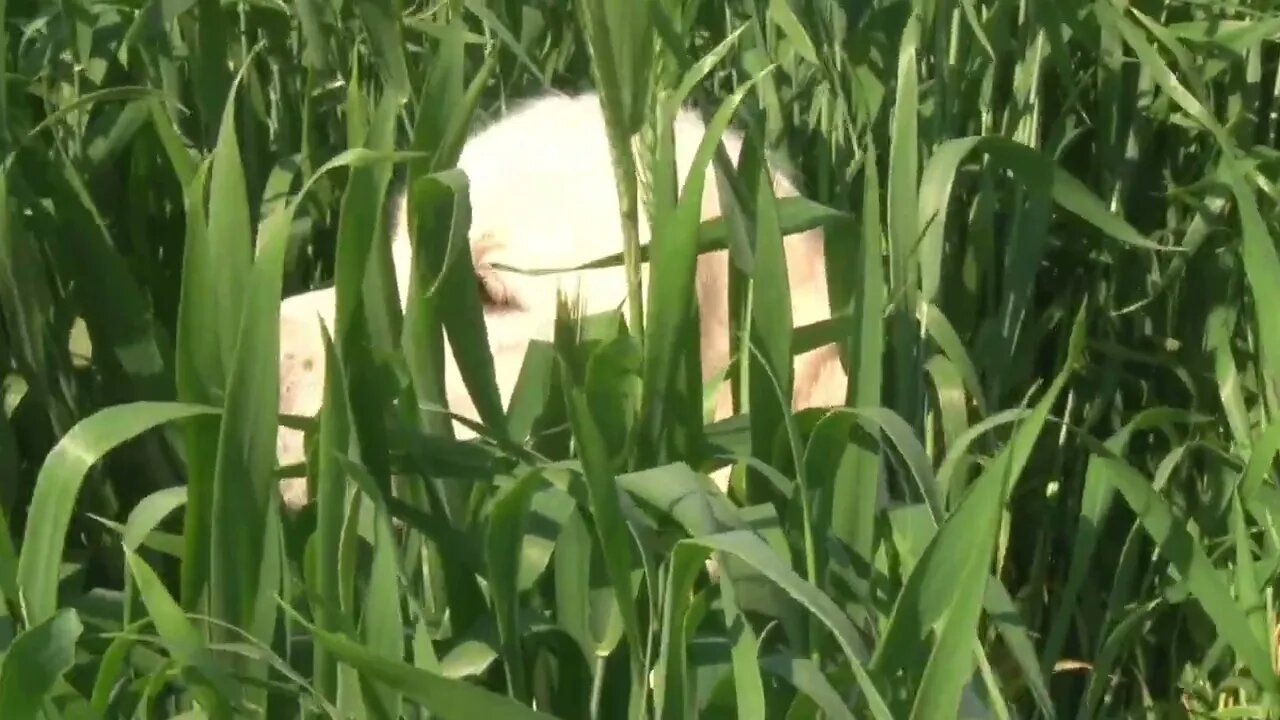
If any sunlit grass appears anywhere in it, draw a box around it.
[0,0,1278,718]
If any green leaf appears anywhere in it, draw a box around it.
[18,402,217,625]
[0,609,83,720]
[125,547,235,716]
[1092,454,1279,696]
[485,469,546,703]
[664,530,891,718]
[288,606,562,720]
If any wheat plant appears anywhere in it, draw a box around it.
[0,0,1278,718]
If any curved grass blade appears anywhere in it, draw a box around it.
[759,653,857,720]
[873,306,1085,715]
[1091,454,1280,697]
[672,530,890,718]
[0,608,82,720]
[122,486,188,552]
[286,605,561,720]
[1042,407,1207,668]
[415,169,508,439]
[18,402,218,626]
[806,406,940,519]
[918,134,1169,303]
[491,195,844,277]
[1101,1,1280,416]
[88,617,150,716]
[125,548,236,716]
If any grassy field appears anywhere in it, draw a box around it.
[0,0,1278,717]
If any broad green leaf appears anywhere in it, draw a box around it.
[0,609,82,720]
[19,402,217,625]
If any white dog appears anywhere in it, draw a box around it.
[272,93,1006,717]
[276,91,847,507]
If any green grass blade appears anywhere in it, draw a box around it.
[18,402,217,626]
[122,486,188,553]
[677,530,891,718]
[289,605,562,720]
[207,198,298,709]
[485,470,545,703]
[125,547,236,716]
[1091,453,1280,697]
[354,0,410,100]
[642,71,769,462]
[0,608,82,720]
[204,65,254,377]
[561,381,646,715]
[827,142,885,562]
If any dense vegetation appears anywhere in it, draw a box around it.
[1,0,1279,717]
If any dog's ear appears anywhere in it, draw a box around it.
[475,264,522,311]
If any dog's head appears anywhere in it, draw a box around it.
[277,91,843,501]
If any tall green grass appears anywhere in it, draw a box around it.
[1,0,1279,717]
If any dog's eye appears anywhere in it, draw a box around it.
[476,266,519,311]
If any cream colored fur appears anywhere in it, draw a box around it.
[275,95,991,708]
[276,91,848,508]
